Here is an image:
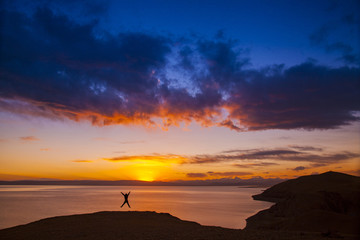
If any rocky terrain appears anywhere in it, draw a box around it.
[1,211,359,240]
[247,171,360,235]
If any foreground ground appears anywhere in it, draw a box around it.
[0,211,359,240]
[248,171,360,234]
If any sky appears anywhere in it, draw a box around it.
[0,0,359,182]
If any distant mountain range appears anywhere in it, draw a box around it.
[0,176,285,187]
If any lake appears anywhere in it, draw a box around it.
[0,185,273,230]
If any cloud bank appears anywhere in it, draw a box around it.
[187,147,359,164]
[103,146,359,168]
[1,7,360,131]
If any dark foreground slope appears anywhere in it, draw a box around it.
[0,211,238,240]
[247,171,360,235]
[1,211,357,240]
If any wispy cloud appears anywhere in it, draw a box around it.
[93,137,108,141]
[20,136,39,141]
[309,16,360,65]
[288,145,323,152]
[40,148,50,151]
[310,163,327,167]
[186,171,253,178]
[93,138,145,144]
[103,154,186,163]
[186,148,359,165]
[292,166,307,171]
[118,141,146,144]
[186,173,207,178]
[101,146,359,168]
[207,171,253,177]
[233,162,279,168]
[71,160,93,163]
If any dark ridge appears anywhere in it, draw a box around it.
[1,211,356,240]
[246,171,360,235]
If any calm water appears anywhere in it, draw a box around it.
[0,185,273,230]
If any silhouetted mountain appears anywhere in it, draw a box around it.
[0,177,285,187]
[246,171,360,235]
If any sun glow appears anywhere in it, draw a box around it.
[132,160,167,181]
[137,170,155,182]
[115,157,183,181]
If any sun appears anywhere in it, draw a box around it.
[138,174,155,182]
[115,156,184,181]
[134,164,159,182]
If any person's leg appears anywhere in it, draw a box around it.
[121,201,126,208]
[127,201,131,208]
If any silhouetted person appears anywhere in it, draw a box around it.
[121,191,131,208]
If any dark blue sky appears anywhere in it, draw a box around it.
[0,0,359,131]
[3,0,359,67]
[106,0,359,67]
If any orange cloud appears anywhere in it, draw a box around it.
[187,171,253,178]
[71,160,93,163]
[2,97,225,131]
[103,154,186,163]
[20,136,39,141]
[207,171,253,177]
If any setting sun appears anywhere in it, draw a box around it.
[115,158,181,181]
[133,163,159,181]
[137,171,155,182]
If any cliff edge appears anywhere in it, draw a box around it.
[246,171,360,235]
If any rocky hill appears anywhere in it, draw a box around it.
[246,171,360,235]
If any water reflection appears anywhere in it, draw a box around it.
[0,185,273,229]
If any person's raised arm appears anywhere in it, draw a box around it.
[128,191,131,195]
[121,192,125,196]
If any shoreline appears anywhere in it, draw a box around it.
[1,172,359,239]
[0,185,271,230]
[1,211,359,240]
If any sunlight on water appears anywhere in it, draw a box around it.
[0,185,273,229]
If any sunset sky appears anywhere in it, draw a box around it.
[0,0,359,182]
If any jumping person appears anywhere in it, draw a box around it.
[121,191,131,208]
